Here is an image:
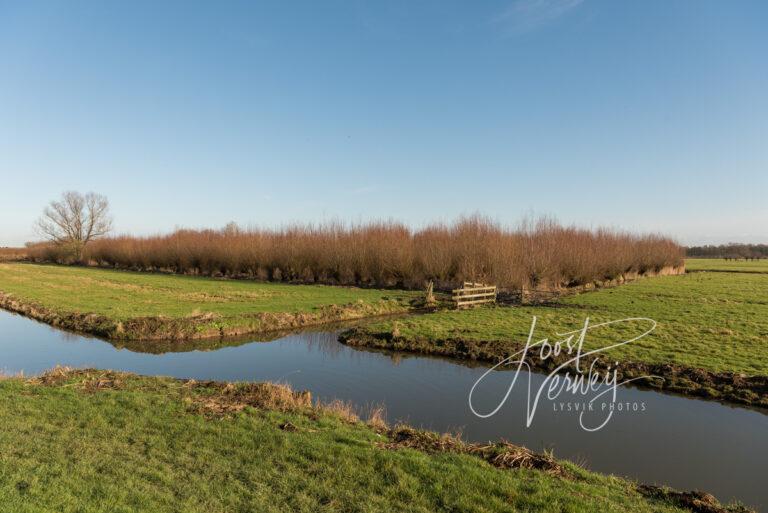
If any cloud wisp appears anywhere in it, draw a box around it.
[492,0,584,36]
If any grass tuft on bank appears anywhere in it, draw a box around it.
[0,369,742,513]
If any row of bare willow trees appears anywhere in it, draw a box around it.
[27,216,683,291]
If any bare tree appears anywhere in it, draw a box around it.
[36,191,112,261]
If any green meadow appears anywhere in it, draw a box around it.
[0,370,709,513]
[354,271,768,376]
[0,263,419,338]
[0,263,418,319]
[686,258,768,274]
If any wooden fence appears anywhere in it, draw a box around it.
[452,282,497,308]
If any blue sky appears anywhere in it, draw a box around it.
[1,0,766,246]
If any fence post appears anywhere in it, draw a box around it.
[425,280,435,306]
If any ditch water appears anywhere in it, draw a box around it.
[0,309,765,510]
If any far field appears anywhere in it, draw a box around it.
[686,258,768,273]
[0,263,419,339]
[350,271,768,377]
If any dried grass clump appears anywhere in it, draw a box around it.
[27,366,78,386]
[383,425,467,453]
[468,442,567,477]
[320,399,360,424]
[27,367,127,392]
[365,404,388,432]
[187,381,313,417]
[382,425,569,477]
[27,216,683,291]
[637,484,755,513]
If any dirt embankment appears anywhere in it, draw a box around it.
[519,264,686,300]
[338,329,768,409]
[578,264,686,289]
[0,291,409,341]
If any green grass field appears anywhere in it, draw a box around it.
[356,271,768,376]
[0,263,417,319]
[0,370,704,513]
[686,258,768,273]
[0,263,419,338]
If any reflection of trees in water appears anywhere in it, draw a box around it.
[50,326,84,343]
[36,312,449,372]
[36,313,416,356]
[298,331,344,356]
[106,325,346,355]
[338,341,511,372]
[298,332,403,367]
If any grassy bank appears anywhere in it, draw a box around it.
[0,263,419,340]
[341,272,768,406]
[0,368,747,513]
[686,258,768,273]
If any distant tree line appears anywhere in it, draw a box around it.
[686,244,768,260]
[26,216,683,291]
[26,192,684,290]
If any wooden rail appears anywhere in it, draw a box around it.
[452,282,496,308]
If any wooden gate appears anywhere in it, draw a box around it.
[452,282,496,308]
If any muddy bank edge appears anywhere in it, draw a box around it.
[338,329,768,409]
[0,291,410,341]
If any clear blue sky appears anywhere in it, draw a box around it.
[1,0,766,246]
